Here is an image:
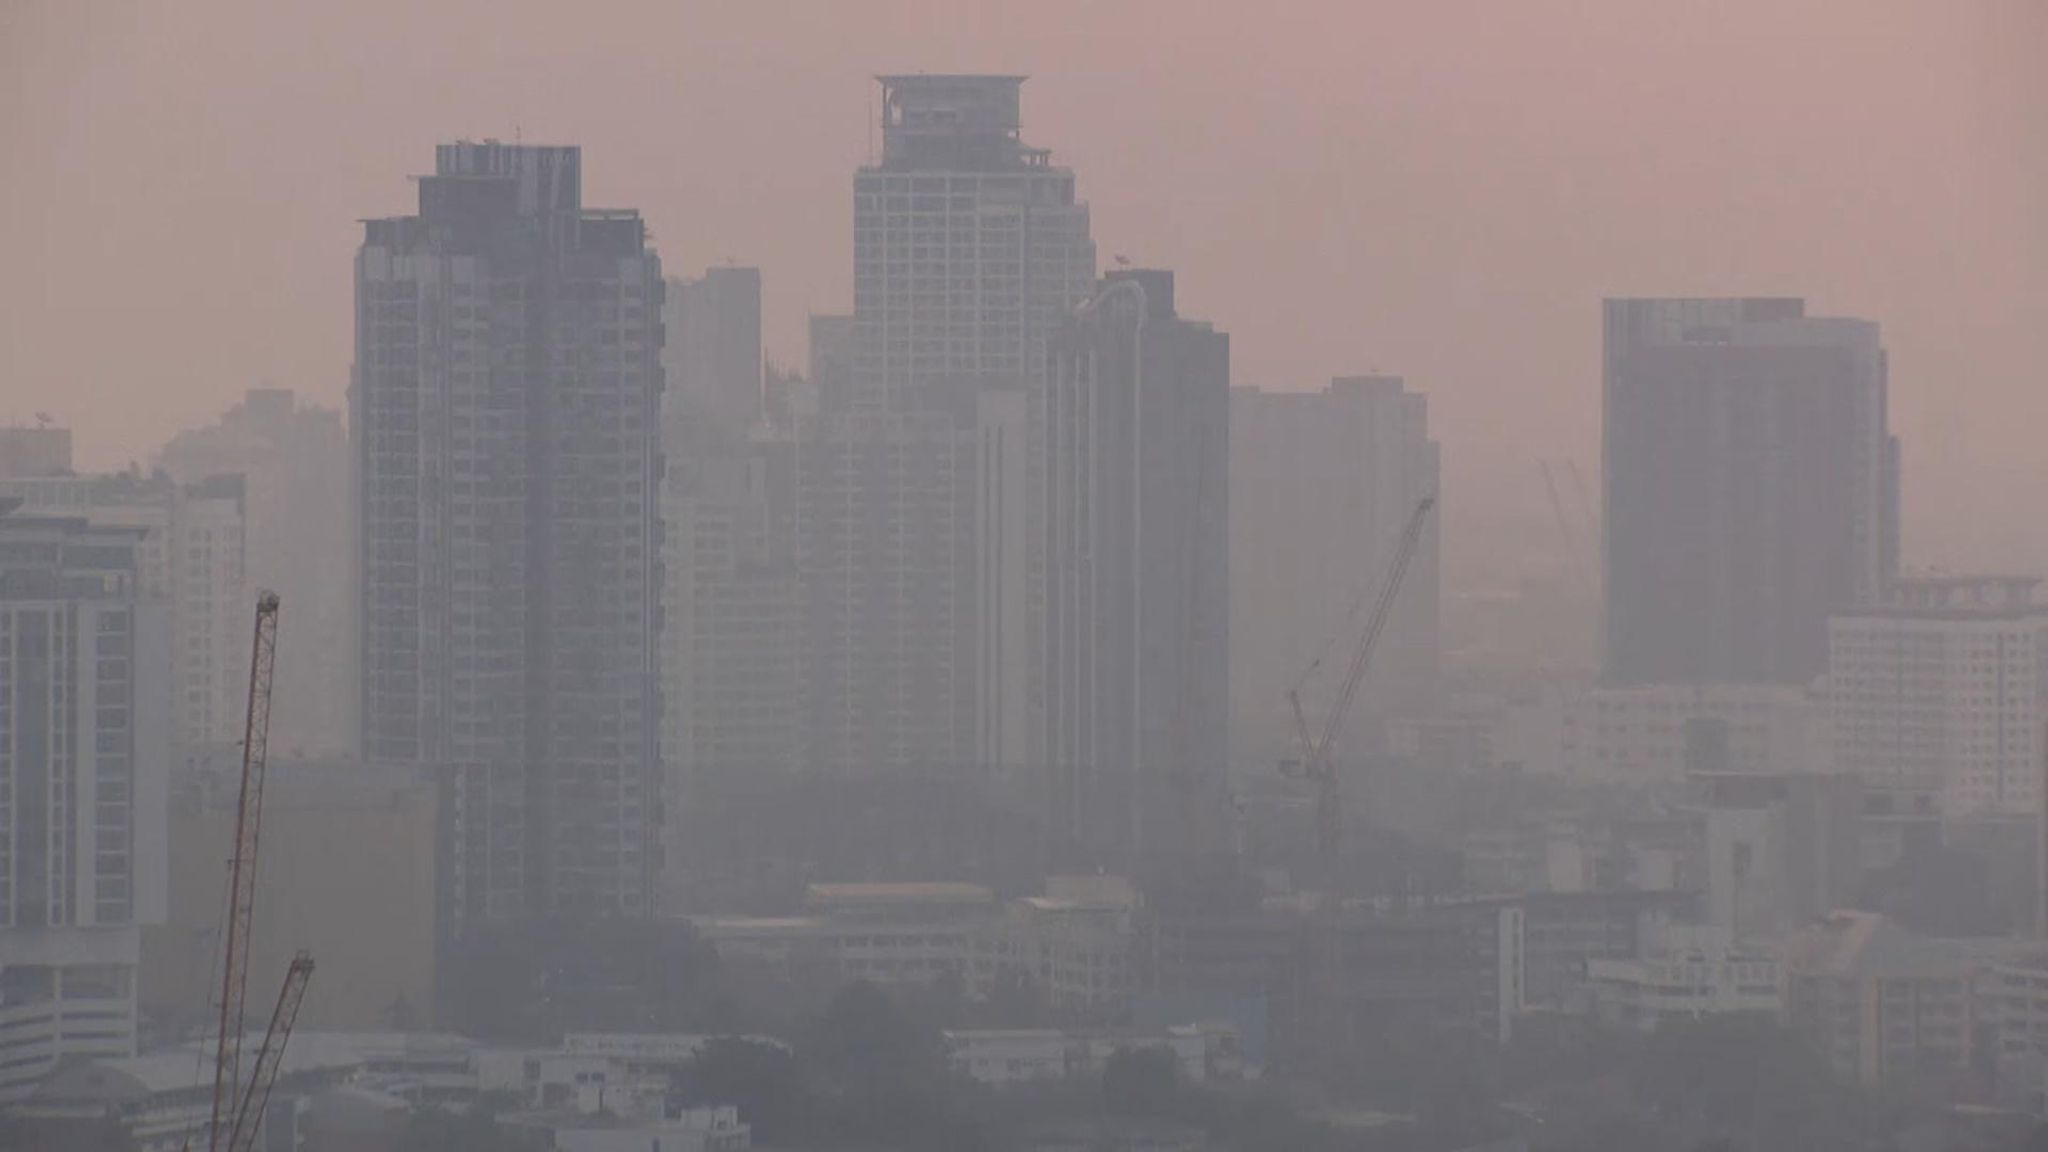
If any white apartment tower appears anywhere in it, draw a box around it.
[1829,575,2047,818]
[851,75,1096,414]
[0,505,171,1100]
[796,76,1094,781]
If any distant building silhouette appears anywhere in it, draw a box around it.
[1602,297,1898,686]
[1229,376,1441,766]
[156,388,353,757]
[355,142,663,923]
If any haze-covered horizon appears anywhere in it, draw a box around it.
[5,0,2046,579]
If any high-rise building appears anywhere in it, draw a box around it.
[1603,298,1897,686]
[787,76,1093,784]
[1040,271,1229,864]
[1229,377,1440,764]
[0,503,171,1100]
[851,75,1096,414]
[354,141,664,922]
[792,408,978,778]
[155,388,354,757]
[663,266,763,444]
[0,470,248,767]
[1829,575,2047,818]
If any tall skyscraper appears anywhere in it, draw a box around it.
[1229,377,1441,764]
[851,75,1096,414]
[1040,271,1229,864]
[0,503,171,1100]
[155,388,354,757]
[355,142,663,923]
[786,76,1093,783]
[1830,575,2046,818]
[1603,298,1897,686]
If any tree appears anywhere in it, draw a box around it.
[1102,1045,1181,1117]
[673,1038,808,1143]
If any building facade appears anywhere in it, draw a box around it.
[1229,377,1439,767]
[1603,297,1897,686]
[823,75,1095,789]
[1829,575,2047,818]
[154,388,354,758]
[1586,923,1781,1031]
[0,470,248,770]
[851,75,1096,415]
[355,141,664,922]
[1040,271,1229,864]
[0,506,171,1100]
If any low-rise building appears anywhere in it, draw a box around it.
[1586,923,1780,1030]
[942,1027,1206,1086]
[551,1106,750,1152]
[1784,910,2032,1087]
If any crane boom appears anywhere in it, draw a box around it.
[209,592,281,1152]
[1284,496,1433,1074]
[1539,462,1594,598]
[224,952,314,1152]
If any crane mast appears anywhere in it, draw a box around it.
[1291,496,1435,898]
[224,952,315,1152]
[208,591,281,1152]
[1280,496,1434,1068]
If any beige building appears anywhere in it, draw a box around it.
[1783,910,2030,1087]
[143,761,438,1035]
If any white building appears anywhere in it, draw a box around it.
[1829,575,2048,818]
[1586,924,1781,1031]
[846,75,1095,787]
[0,470,248,768]
[0,507,171,1101]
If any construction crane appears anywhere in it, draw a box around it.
[222,952,315,1152]
[1539,461,1595,599]
[1279,495,1434,1065]
[206,591,281,1152]
[1282,495,1435,899]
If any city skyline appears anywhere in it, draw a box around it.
[9,9,2048,1144]
[6,1,2045,580]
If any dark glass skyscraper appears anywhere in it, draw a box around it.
[1041,270,1229,864]
[1603,297,1896,686]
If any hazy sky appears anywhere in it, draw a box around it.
[4,0,2043,576]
